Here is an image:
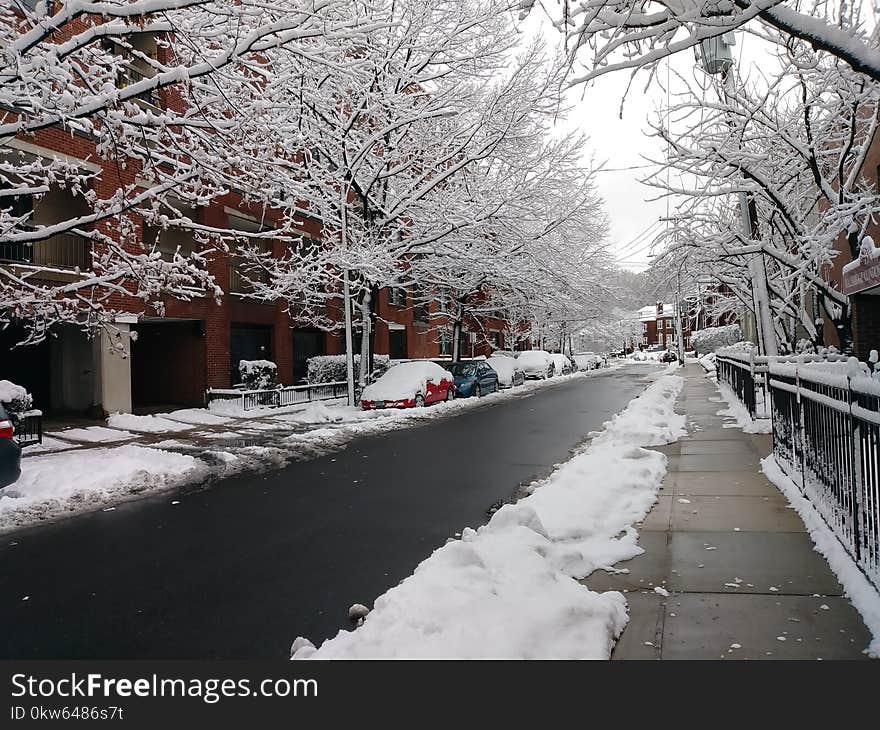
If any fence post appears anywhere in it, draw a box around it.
[796,363,807,495]
[848,375,863,562]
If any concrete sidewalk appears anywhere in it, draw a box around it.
[584,362,872,660]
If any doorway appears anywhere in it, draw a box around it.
[388,327,407,360]
[230,324,273,385]
[292,329,324,384]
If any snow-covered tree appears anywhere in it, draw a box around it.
[0,0,367,342]
[643,34,880,352]
[519,0,880,84]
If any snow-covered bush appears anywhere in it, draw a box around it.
[306,354,391,384]
[239,360,277,390]
[690,325,744,355]
[0,380,33,415]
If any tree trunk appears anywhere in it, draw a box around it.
[451,301,464,362]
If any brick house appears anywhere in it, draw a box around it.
[637,302,693,350]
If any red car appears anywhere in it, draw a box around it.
[361,361,456,410]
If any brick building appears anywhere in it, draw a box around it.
[637,302,692,350]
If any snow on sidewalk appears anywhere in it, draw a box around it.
[0,445,204,531]
[291,371,685,659]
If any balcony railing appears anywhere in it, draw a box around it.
[120,65,161,107]
[0,232,91,271]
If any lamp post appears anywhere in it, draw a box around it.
[696,33,778,356]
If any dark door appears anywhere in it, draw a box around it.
[388,328,407,360]
[0,325,50,412]
[230,324,273,385]
[293,329,324,384]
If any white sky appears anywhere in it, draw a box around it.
[514,11,776,273]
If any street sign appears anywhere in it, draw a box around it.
[842,247,880,295]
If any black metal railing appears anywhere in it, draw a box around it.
[716,351,758,417]
[206,380,349,411]
[769,362,880,592]
[0,232,91,270]
[12,410,42,448]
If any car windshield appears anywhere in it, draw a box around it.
[449,363,477,376]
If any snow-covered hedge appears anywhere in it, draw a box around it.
[238,360,277,390]
[690,324,744,355]
[306,354,390,384]
[0,379,33,415]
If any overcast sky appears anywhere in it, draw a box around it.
[515,11,771,273]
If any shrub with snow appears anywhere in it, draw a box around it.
[306,354,390,384]
[239,360,277,390]
[690,325,744,355]
[0,379,33,415]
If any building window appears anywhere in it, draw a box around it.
[488,330,500,349]
[387,288,406,307]
[411,285,429,324]
[439,329,452,356]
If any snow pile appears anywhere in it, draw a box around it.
[292,372,685,659]
[49,426,136,443]
[107,413,193,433]
[361,361,452,402]
[691,324,743,355]
[716,383,771,434]
[239,359,277,389]
[698,352,717,374]
[0,445,203,531]
[762,456,880,658]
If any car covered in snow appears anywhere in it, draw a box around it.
[446,360,500,398]
[572,353,602,371]
[516,350,555,379]
[549,353,574,376]
[486,354,525,388]
[360,361,455,410]
[0,403,21,489]
[660,349,678,363]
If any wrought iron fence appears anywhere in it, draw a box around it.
[206,381,349,412]
[716,350,758,417]
[769,362,880,592]
[12,410,42,448]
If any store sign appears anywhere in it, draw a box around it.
[842,247,880,295]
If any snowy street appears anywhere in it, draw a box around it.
[0,366,654,659]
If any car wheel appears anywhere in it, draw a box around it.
[446,388,454,401]
[415,393,425,408]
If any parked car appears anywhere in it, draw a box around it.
[486,354,525,388]
[361,361,455,410]
[549,353,574,376]
[448,360,500,398]
[660,350,679,363]
[516,350,555,379]
[0,403,22,489]
[573,352,602,371]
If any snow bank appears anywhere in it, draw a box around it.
[106,413,193,433]
[762,456,880,658]
[292,373,685,659]
[48,426,137,443]
[0,446,203,531]
[716,383,771,434]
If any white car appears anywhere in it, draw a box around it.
[486,354,525,388]
[573,353,602,371]
[549,353,573,376]
[516,350,555,379]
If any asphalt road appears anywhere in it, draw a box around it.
[0,367,654,659]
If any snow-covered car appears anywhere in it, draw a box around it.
[660,350,678,363]
[516,350,555,379]
[573,353,602,371]
[0,403,21,489]
[549,353,574,376]
[486,354,525,388]
[360,361,455,410]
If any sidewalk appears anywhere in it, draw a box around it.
[583,362,873,659]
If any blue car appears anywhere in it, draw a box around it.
[446,361,499,398]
